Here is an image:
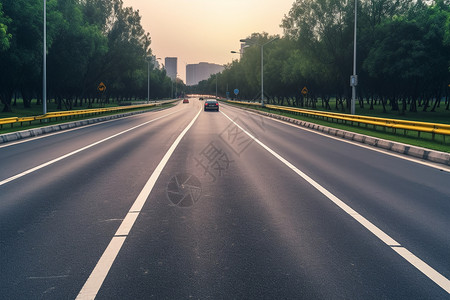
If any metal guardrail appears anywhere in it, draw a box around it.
[226,100,450,137]
[0,100,178,129]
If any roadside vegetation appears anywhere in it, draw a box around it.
[192,0,449,152]
[193,0,449,118]
[0,0,186,114]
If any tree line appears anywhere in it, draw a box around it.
[194,0,450,114]
[0,0,174,113]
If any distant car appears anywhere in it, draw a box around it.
[183,99,189,103]
[204,100,219,111]
[199,97,204,100]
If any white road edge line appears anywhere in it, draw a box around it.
[222,104,450,173]
[0,110,181,187]
[221,110,450,294]
[76,108,202,300]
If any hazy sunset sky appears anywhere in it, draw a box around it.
[121,0,295,82]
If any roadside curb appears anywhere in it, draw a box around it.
[226,103,450,166]
[0,107,169,145]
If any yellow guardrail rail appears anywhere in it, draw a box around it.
[0,100,178,128]
[225,100,450,137]
[227,100,261,107]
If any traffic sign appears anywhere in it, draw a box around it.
[350,75,358,87]
[301,86,308,95]
[97,82,106,92]
[234,89,239,95]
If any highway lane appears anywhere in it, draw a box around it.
[0,101,201,298]
[0,98,449,299]
[219,103,450,279]
[0,103,193,181]
[94,100,450,299]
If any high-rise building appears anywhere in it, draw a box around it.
[165,57,177,80]
[186,62,224,86]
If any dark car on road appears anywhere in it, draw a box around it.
[204,100,219,111]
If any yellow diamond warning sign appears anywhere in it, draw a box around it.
[97,82,106,92]
[301,86,308,95]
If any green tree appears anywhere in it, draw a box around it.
[48,0,107,109]
[282,0,355,110]
[0,3,12,51]
[0,0,53,112]
[99,1,151,100]
[363,1,450,113]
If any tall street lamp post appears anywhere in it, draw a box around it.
[175,75,179,98]
[239,37,279,107]
[43,0,47,115]
[146,56,161,104]
[351,0,358,115]
[146,56,151,104]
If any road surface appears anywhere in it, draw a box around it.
[1,99,449,299]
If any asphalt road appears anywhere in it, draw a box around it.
[1,99,449,299]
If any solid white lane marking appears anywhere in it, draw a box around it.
[222,104,450,173]
[114,212,139,237]
[76,236,126,300]
[76,108,202,300]
[0,110,180,187]
[392,247,450,293]
[221,111,450,294]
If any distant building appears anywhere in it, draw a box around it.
[186,62,224,86]
[165,57,177,80]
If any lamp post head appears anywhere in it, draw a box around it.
[262,36,280,46]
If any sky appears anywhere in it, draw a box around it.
[121,0,296,82]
